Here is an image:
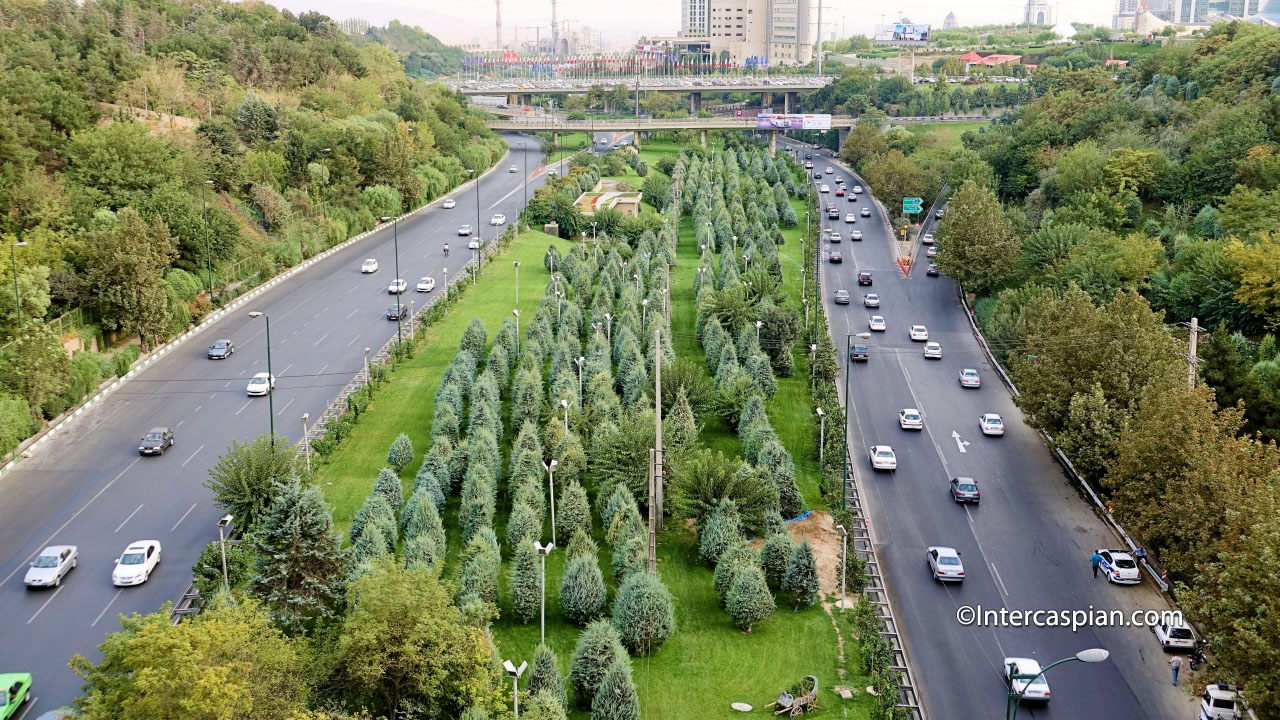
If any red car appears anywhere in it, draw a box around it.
[835,188,845,196]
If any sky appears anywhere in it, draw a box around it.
[271,0,1117,49]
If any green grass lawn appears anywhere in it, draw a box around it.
[903,121,985,151]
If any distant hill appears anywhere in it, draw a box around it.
[342,19,465,78]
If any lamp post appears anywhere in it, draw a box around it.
[802,297,810,328]
[816,407,825,467]
[632,272,640,293]
[604,313,613,342]
[518,140,528,218]
[836,523,847,612]
[364,347,371,382]
[591,221,598,242]
[301,413,311,473]
[248,311,275,445]
[9,241,27,332]
[201,180,215,303]
[408,300,415,341]
[503,660,528,718]
[512,309,521,352]
[380,215,403,345]
[560,398,570,434]
[217,514,233,592]
[641,298,648,327]
[731,234,738,255]
[592,322,601,341]
[468,169,481,248]
[535,541,555,643]
[661,287,669,323]
[543,459,558,543]
[842,332,871,509]
[755,320,763,342]
[513,261,521,305]
[1006,649,1109,720]
[574,356,585,406]
[555,290,563,325]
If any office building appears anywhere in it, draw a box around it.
[682,0,711,36]
[667,0,812,65]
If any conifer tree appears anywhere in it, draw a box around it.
[611,572,676,655]
[784,538,820,610]
[713,541,759,605]
[665,385,699,450]
[506,500,542,550]
[760,531,795,590]
[561,552,607,625]
[386,433,414,473]
[698,498,744,566]
[557,479,591,545]
[569,620,627,708]
[591,658,640,720]
[349,492,396,553]
[726,564,775,632]
[372,467,403,512]
[510,538,541,624]
[528,642,568,711]
[402,532,441,572]
[566,528,599,560]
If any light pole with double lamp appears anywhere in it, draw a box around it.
[380,216,402,345]
[503,660,528,718]
[574,356,585,406]
[535,541,555,644]
[815,407,825,467]
[248,311,275,445]
[9,241,26,332]
[1006,649,1109,720]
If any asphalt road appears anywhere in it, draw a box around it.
[0,131,634,715]
[781,138,1195,720]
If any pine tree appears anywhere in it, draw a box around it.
[557,479,591,545]
[412,465,447,511]
[665,385,699,450]
[510,538,541,624]
[713,541,759,605]
[726,565,775,633]
[400,487,446,550]
[698,498,744,566]
[506,500,543,550]
[372,467,403,512]
[527,643,568,711]
[591,658,641,720]
[775,469,804,520]
[459,317,488,362]
[566,528,599,560]
[569,620,628,708]
[611,532,647,584]
[349,492,396,553]
[611,572,676,655]
[250,475,347,633]
[349,523,389,568]
[402,532,441,572]
[455,540,500,607]
[386,433,414,473]
[560,553,607,625]
[524,689,568,720]
[784,538,820,610]
[760,531,795,590]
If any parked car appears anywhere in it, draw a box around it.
[138,427,174,455]
[928,547,965,582]
[979,413,1005,436]
[23,545,77,588]
[1199,684,1243,720]
[360,258,379,273]
[207,339,234,360]
[834,290,850,304]
[949,477,980,503]
[1154,619,1196,651]
[415,277,436,292]
[112,540,161,586]
[1096,548,1141,584]
[959,369,981,388]
[246,372,276,397]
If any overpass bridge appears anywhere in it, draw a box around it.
[453,76,835,114]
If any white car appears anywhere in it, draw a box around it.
[853,185,864,194]
[490,213,506,226]
[834,177,845,185]
[922,232,934,244]
[909,325,928,341]
[869,445,897,471]
[467,238,481,250]
[508,165,518,173]
[851,230,863,240]
[845,213,857,223]
[863,293,880,308]
[387,278,408,294]
[830,232,842,242]
[1004,657,1049,702]
[924,342,942,359]
[824,167,834,174]
[899,408,924,430]
[360,258,378,273]
[457,224,473,236]
[1200,684,1243,720]
[246,372,275,396]
[868,315,886,332]
[861,207,872,217]
[979,413,1005,436]
[820,184,830,193]
[959,369,981,388]
[1096,548,1141,584]
[442,198,457,209]
[24,545,77,588]
[112,540,161,586]
[927,546,965,582]
[415,276,436,292]
[1154,618,1196,651]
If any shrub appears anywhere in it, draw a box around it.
[557,480,591,545]
[611,572,676,655]
[569,620,628,708]
[760,532,795,590]
[387,433,414,473]
[698,498,744,566]
[611,533,648,584]
[372,467,403,512]
[560,553,607,625]
[591,658,640,720]
[528,642,568,711]
[510,538,541,624]
[784,538,820,610]
[727,565,775,632]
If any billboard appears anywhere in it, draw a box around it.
[875,23,931,46]
[756,114,833,130]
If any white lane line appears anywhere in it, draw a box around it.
[488,181,524,209]
[114,503,144,533]
[26,585,64,624]
[233,400,252,416]
[181,444,205,467]
[91,589,124,627]
[175,420,184,428]
[1,458,140,588]
[317,363,328,376]
[312,333,329,347]
[170,502,198,532]
[990,562,1010,597]
[348,335,360,346]
[348,285,359,294]
[223,381,232,387]
[208,394,217,400]
[346,308,359,319]
[276,397,295,416]
[193,405,203,413]
[279,363,294,375]
[13,697,34,720]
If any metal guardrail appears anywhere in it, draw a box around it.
[486,114,989,132]
[451,76,835,94]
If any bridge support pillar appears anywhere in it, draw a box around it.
[508,93,519,105]
[520,93,533,106]
[784,91,799,114]
[761,91,773,110]
[837,127,848,151]
[634,131,641,150]
[700,130,707,148]
[690,91,702,114]
[769,130,777,156]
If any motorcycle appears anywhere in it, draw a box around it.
[1189,638,1209,670]
[443,243,450,257]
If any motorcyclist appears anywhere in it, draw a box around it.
[443,242,450,256]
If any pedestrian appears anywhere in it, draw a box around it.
[1170,654,1184,686]
[1090,551,1103,578]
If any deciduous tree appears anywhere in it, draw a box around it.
[936,179,1019,294]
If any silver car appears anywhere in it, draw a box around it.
[24,545,77,588]
[927,546,964,582]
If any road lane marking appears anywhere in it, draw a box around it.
[313,333,328,346]
[317,363,328,376]
[193,405,202,413]
[990,562,1010,597]
[348,335,360,346]
[171,503,198,532]
[348,285,359,293]
[279,363,294,375]
[1,458,141,587]
[181,445,205,467]
[115,503,144,533]
[276,397,295,415]
[952,431,969,453]
[488,181,525,209]
[175,420,184,428]
[92,589,124,627]
[233,400,252,416]
[13,697,34,720]
[346,309,359,318]
[208,394,217,400]
[26,585,64,624]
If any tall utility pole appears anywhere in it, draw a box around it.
[815,0,824,76]
[1188,317,1199,389]
[654,328,663,530]
[551,0,560,54]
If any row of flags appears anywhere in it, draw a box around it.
[460,51,769,72]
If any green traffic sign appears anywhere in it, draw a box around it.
[903,197,923,213]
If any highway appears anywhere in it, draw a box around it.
[0,131,631,716]
[783,138,1197,719]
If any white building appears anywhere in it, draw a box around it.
[682,0,711,36]
[1024,0,1053,24]
[672,0,813,65]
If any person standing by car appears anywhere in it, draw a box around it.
[1169,654,1184,686]
[1090,551,1103,578]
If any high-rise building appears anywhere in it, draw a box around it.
[674,0,812,65]
[1113,0,1138,28]
[943,11,958,29]
[682,0,711,36]
[1024,0,1053,24]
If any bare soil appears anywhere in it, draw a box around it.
[747,509,843,596]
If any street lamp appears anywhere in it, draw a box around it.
[301,413,311,473]
[217,514,233,593]
[248,311,275,445]
[604,313,613,342]
[380,215,402,346]
[574,356,585,406]
[560,398,570,434]
[641,298,649,326]
[731,235,738,254]
[555,290,563,325]
[512,309,521,352]
[200,180,215,304]
[503,660,528,718]
[364,347,371,382]
[835,523,847,612]
[815,407,825,467]
[513,261,521,305]
[9,241,27,332]
[755,319,763,342]
[543,459,558,543]
[518,140,528,219]
[1006,649,1109,720]
[535,541,556,643]
[632,272,640,293]
[468,168,481,248]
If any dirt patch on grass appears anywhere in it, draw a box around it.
[748,510,843,596]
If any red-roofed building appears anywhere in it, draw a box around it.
[958,51,985,63]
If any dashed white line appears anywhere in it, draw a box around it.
[348,335,360,346]
[990,562,1010,597]
[348,285,359,294]
[276,397,295,415]
[115,503,144,533]
[175,420,184,428]
[26,585,64,624]
[193,405,203,413]
[346,309,359,319]
[171,502,198,532]
[317,363,328,376]
[313,333,329,346]
[233,400,252,416]
[181,444,205,467]
[279,363,294,375]
[91,589,124,627]
[208,394,217,400]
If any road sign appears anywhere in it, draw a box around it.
[903,197,923,214]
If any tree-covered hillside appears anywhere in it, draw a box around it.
[344,19,465,79]
[0,0,504,450]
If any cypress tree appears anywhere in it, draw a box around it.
[510,538,541,624]
[524,689,568,720]
[569,619,627,708]
[784,538,820,610]
[665,385,699,450]
[698,498,744,566]
[611,572,676,655]
[456,539,500,607]
[713,540,759,605]
[611,533,647,584]
[726,564,775,633]
[402,532,441,572]
[349,522,389,567]
[506,500,543,550]
[560,553,607,625]
[591,658,641,720]
[411,465,446,511]
[566,528,599,560]
[400,487,446,552]
[386,433,414,473]
[528,642,568,711]
[349,492,396,553]
[372,467,403,512]
[557,479,591,545]
[459,318,488,362]
[760,531,795,590]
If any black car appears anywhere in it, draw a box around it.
[207,339,234,360]
[858,272,873,285]
[813,172,822,179]
[830,252,843,264]
[950,477,980,504]
[850,344,870,362]
[139,427,174,456]
[386,305,407,320]
[927,263,939,276]
[805,153,812,159]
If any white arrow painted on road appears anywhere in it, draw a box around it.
[952,431,970,453]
